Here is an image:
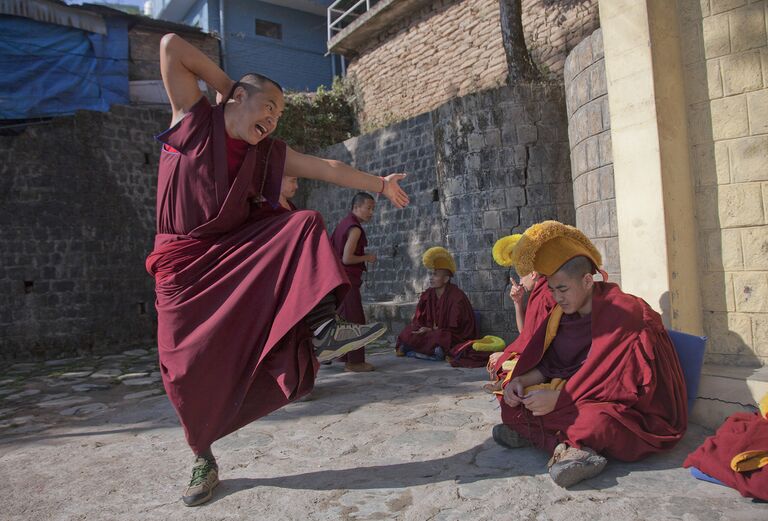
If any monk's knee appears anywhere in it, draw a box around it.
[294,210,326,229]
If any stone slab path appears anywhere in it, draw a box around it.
[1,345,765,520]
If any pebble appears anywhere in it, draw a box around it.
[0,407,17,418]
[71,383,112,392]
[59,371,93,379]
[60,403,108,417]
[5,389,42,400]
[100,355,126,361]
[123,349,149,357]
[122,377,157,387]
[10,363,37,371]
[44,357,84,367]
[117,372,149,381]
[0,378,16,386]
[38,396,92,408]
[90,369,122,379]
[0,389,15,396]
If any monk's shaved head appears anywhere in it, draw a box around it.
[351,192,375,210]
[556,256,595,279]
[237,73,283,94]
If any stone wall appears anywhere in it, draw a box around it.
[522,0,600,79]
[304,82,573,342]
[346,0,509,131]
[0,106,167,360]
[564,28,620,284]
[129,27,220,81]
[679,0,768,366]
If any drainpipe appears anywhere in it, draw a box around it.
[219,0,227,72]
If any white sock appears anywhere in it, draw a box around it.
[313,319,334,337]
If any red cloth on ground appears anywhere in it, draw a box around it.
[447,339,491,368]
[146,96,349,453]
[396,283,477,357]
[493,276,556,373]
[498,282,688,461]
[330,213,368,363]
[684,411,768,500]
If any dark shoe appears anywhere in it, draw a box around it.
[547,443,607,488]
[492,424,532,449]
[182,457,219,507]
[313,317,386,362]
[344,361,375,372]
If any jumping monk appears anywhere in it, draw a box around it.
[146,33,409,506]
[329,192,378,372]
[396,247,477,361]
[491,221,687,488]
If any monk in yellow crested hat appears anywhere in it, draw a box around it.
[396,246,478,364]
[490,220,687,491]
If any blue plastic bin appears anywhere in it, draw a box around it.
[667,329,707,413]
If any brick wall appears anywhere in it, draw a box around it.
[0,106,168,360]
[303,82,573,343]
[679,0,768,366]
[564,28,620,284]
[521,0,600,79]
[129,27,220,81]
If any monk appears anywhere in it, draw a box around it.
[329,192,377,372]
[278,175,298,211]
[146,33,409,506]
[396,247,477,361]
[491,221,687,488]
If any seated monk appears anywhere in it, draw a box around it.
[396,247,477,361]
[491,221,687,488]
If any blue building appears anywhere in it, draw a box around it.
[152,0,336,91]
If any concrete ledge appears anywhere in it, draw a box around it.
[328,0,433,56]
[691,363,768,429]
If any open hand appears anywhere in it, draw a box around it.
[521,390,560,416]
[382,174,409,209]
[367,253,377,263]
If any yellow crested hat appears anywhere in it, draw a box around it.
[423,246,457,274]
[514,221,602,277]
[492,234,522,267]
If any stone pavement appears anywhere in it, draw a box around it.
[1,344,765,521]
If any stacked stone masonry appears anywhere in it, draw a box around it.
[679,0,768,366]
[0,106,168,360]
[564,28,620,284]
[305,83,573,343]
[342,0,599,130]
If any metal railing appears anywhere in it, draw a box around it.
[327,0,381,42]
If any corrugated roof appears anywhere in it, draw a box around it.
[0,0,107,34]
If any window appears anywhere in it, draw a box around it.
[255,19,282,40]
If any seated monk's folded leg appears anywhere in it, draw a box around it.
[499,400,561,454]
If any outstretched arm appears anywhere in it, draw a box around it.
[159,33,234,124]
[285,147,410,209]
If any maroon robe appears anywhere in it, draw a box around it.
[684,411,768,500]
[397,283,477,357]
[330,213,367,363]
[146,96,349,453]
[499,282,688,461]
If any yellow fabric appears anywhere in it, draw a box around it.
[472,335,506,352]
[422,246,457,274]
[493,305,565,395]
[730,450,768,472]
[760,392,768,419]
[514,221,602,277]
[492,234,522,267]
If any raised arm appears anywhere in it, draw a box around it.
[159,33,235,124]
[285,147,410,209]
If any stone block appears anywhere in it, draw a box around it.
[597,165,616,199]
[718,182,765,227]
[482,211,501,230]
[516,125,538,145]
[595,202,612,238]
[741,226,768,270]
[733,271,768,312]
[747,90,768,135]
[728,5,766,53]
[729,135,768,182]
[710,95,749,140]
[711,0,747,15]
[703,12,732,58]
[707,228,745,270]
[585,136,601,171]
[707,59,724,99]
[704,311,753,355]
[573,174,588,208]
[700,272,735,312]
[751,314,768,356]
[586,169,600,203]
[720,51,763,95]
[504,187,526,207]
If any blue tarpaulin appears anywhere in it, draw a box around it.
[0,14,129,119]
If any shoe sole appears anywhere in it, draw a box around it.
[550,458,607,488]
[182,478,220,507]
[492,424,532,449]
[316,324,387,362]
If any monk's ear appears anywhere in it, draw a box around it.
[232,84,249,103]
[582,272,594,290]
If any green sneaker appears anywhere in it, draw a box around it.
[492,424,532,449]
[313,317,387,362]
[182,457,219,507]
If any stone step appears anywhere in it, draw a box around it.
[691,364,768,430]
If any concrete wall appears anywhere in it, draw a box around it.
[303,82,573,342]
[0,106,167,361]
[564,28,620,283]
[679,0,768,366]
